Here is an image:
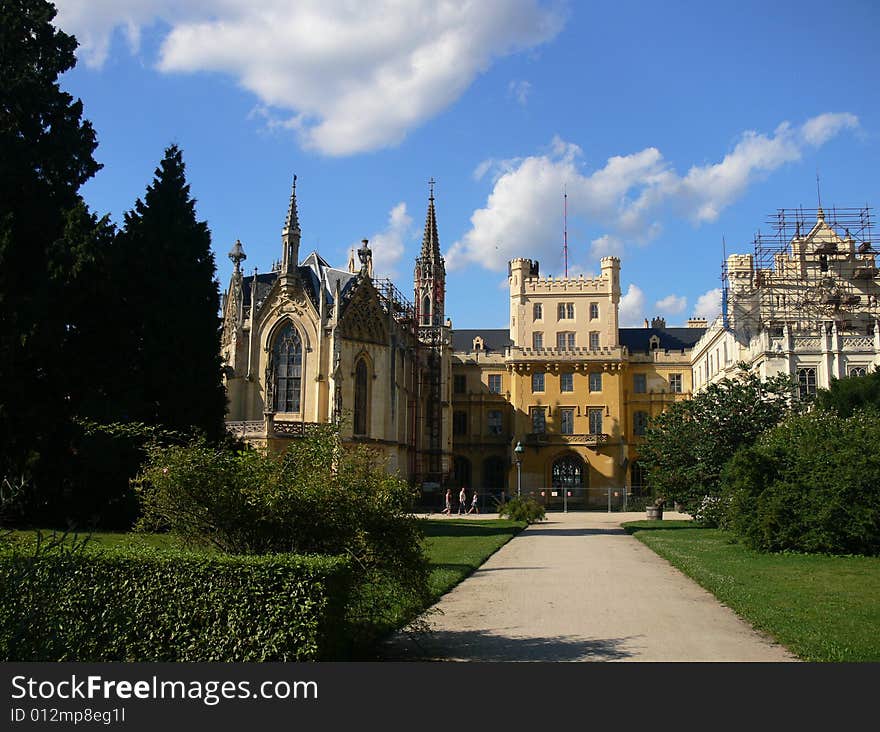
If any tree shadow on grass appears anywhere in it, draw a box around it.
[420,521,524,539]
[381,627,638,662]
[621,522,701,535]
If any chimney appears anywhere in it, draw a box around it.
[651,316,666,330]
[643,318,649,328]
[687,317,708,328]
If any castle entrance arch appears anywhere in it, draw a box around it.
[549,454,587,511]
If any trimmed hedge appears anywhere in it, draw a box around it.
[0,541,352,661]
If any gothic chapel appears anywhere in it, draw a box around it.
[221,178,453,486]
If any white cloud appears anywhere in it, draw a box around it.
[590,234,624,259]
[473,159,496,182]
[694,287,723,321]
[448,114,860,272]
[619,284,646,327]
[508,79,532,105]
[655,294,687,316]
[360,202,413,280]
[801,112,860,147]
[55,0,565,156]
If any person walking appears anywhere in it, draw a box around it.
[441,488,452,515]
[468,488,479,514]
[458,486,467,515]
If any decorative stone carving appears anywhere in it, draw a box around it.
[338,281,389,345]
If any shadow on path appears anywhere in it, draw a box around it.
[382,628,637,662]
[521,526,627,537]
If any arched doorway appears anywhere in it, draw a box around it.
[452,456,471,490]
[482,456,506,506]
[550,454,587,511]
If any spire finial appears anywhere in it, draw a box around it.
[420,178,441,261]
[228,239,247,274]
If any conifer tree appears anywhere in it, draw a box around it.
[0,0,102,512]
[117,146,227,441]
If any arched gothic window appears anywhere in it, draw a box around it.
[422,296,431,326]
[273,323,302,412]
[552,454,585,489]
[354,358,369,435]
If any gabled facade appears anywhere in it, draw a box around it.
[221,179,452,485]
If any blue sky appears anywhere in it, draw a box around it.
[54,0,880,328]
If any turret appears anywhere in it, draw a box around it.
[600,256,621,346]
[508,258,538,342]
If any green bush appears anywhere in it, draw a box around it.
[639,365,796,513]
[815,366,880,417]
[498,496,546,524]
[721,409,880,555]
[134,424,430,649]
[0,538,352,661]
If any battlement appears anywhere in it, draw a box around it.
[522,273,609,293]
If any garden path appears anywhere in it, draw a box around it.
[383,511,798,662]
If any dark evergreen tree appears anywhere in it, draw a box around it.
[117,146,227,441]
[0,0,102,518]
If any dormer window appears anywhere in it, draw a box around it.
[473,336,484,351]
[649,335,661,351]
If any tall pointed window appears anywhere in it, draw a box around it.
[273,323,302,413]
[354,358,369,435]
[421,296,431,326]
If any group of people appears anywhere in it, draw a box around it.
[441,486,479,515]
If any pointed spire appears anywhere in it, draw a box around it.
[281,175,301,274]
[421,177,441,261]
[283,175,300,237]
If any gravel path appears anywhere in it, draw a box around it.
[384,511,797,662]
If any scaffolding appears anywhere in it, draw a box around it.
[746,206,879,335]
[375,277,446,486]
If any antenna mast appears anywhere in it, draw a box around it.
[563,187,568,277]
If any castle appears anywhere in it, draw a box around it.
[221,184,880,510]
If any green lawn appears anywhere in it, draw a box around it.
[622,520,880,662]
[419,518,525,598]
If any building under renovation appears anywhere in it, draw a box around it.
[692,205,880,396]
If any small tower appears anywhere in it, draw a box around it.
[414,178,446,327]
[281,175,301,275]
[600,256,621,346]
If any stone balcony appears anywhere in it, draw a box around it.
[226,416,324,440]
[525,432,609,447]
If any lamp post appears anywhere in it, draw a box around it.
[513,441,524,498]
